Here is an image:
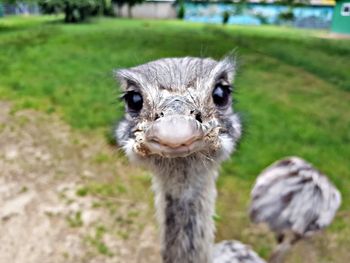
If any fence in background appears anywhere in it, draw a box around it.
[184,3,334,29]
[0,1,335,30]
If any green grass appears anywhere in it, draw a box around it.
[86,225,113,256]
[1,15,349,261]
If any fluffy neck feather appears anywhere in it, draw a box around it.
[151,157,218,263]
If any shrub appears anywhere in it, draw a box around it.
[39,0,103,23]
[278,9,295,22]
[222,10,230,25]
[255,13,269,25]
[177,3,185,20]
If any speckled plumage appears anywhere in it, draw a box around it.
[250,157,341,237]
[249,156,341,262]
[213,241,266,263]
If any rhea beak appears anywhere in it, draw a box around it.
[144,115,205,157]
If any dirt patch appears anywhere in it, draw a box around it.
[0,101,161,263]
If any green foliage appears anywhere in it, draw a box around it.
[76,187,89,197]
[38,0,103,23]
[75,181,127,197]
[177,2,185,20]
[278,8,295,22]
[222,10,230,25]
[67,211,83,227]
[275,0,308,6]
[233,1,247,16]
[0,0,37,4]
[254,12,269,24]
[86,225,113,256]
[101,0,114,16]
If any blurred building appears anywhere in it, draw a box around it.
[1,2,39,15]
[114,0,335,29]
[114,0,177,19]
[331,0,350,34]
[184,2,334,28]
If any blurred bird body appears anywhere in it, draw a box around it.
[250,157,341,262]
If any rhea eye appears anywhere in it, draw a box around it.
[212,83,232,107]
[124,91,143,112]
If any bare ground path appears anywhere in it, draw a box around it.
[0,101,161,263]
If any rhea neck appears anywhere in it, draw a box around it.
[151,157,218,263]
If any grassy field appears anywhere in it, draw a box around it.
[0,16,350,261]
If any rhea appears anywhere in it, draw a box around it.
[249,156,341,263]
[115,57,341,263]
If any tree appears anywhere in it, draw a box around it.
[100,0,114,16]
[38,0,105,23]
[222,10,230,25]
[177,1,185,19]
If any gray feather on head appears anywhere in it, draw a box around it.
[115,56,241,164]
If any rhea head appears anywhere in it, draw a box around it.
[116,57,242,167]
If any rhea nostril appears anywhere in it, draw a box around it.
[190,110,202,123]
[154,112,164,121]
[195,112,202,123]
